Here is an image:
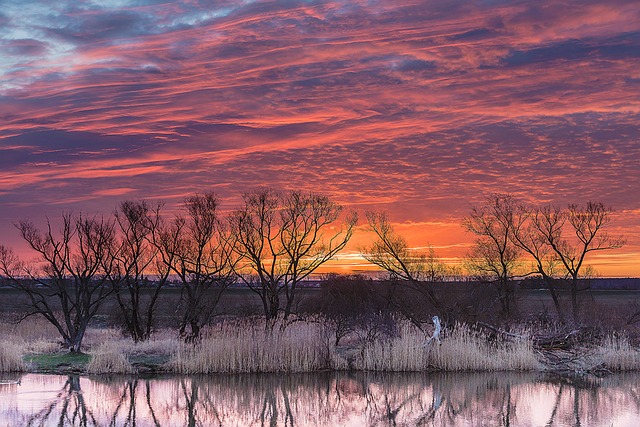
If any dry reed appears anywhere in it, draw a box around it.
[86,331,179,373]
[428,325,540,371]
[0,342,26,372]
[11,316,634,374]
[170,319,346,374]
[87,347,134,374]
[170,318,540,374]
[591,335,640,371]
[352,321,430,371]
[354,322,540,371]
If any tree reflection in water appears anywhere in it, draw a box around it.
[2,371,640,426]
[25,376,97,427]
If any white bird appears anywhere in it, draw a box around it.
[423,315,442,347]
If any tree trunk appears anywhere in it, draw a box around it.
[69,325,87,353]
[267,293,280,320]
[544,276,564,323]
[571,281,579,321]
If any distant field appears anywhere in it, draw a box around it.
[1,286,639,326]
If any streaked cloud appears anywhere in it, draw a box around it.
[0,0,639,275]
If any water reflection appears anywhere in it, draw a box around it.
[1,371,639,426]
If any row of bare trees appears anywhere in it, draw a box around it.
[364,194,625,322]
[464,194,625,321]
[0,189,626,351]
[0,189,355,351]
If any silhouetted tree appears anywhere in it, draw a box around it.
[528,202,625,320]
[463,194,522,317]
[230,189,356,320]
[109,200,169,342]
[0,214,116,352]
[511,204,565,320]
[152,193,238,341]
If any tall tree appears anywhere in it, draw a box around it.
[530,202,625,320]
[511,204,565,320]
[0,214,116,352]
[110,200,168,342]
[230,189,356,320]
[152,193,237,341]
[463,194,521,317]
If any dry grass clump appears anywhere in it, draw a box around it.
[88,332,179,358]
[353,321,429,371]
[592,335,640,371]
[87,342,134,374]
[83,327,122,348]
[86,330,179,373]
[170,319,346,374]
[429,325,540,371]
[0,342,26,372]
[355,322,539,372]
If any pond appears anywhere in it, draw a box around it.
[0,371,639,426]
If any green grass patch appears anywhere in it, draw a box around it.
[24,352,92,372]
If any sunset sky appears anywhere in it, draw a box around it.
[1,0,639,276]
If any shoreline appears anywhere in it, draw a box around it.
[8,345,630,379]
[4,318,640,379]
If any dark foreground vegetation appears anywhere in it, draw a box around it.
[0,189,635,375]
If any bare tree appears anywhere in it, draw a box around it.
[0,214,116,352]
[531,202,625,320]
[152,193,237,341]
[230,189,356,320]
[363,211,446,312]
[511,204,565,320]
[109,200,168,342]
[463,194,522,317]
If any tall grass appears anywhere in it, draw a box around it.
[352,321,429,371]
[0,342,25,372]
[170,319,346,373]
[87,346,133,374]
[592,335,640,371]
[170,318,540,374]
[87,330,179,373]
[429,325,540,371]
[354,322,540,371]
[12,315,640,374]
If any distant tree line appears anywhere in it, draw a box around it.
[0,189,626,352]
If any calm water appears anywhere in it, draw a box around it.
[0,371,639,426]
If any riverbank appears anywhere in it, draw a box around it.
[3,316,640,376]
